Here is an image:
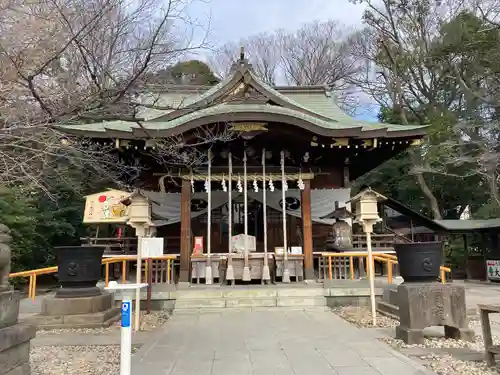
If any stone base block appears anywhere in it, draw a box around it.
[0,324,36,375]
[41,292,113,316]
[395,326,424,345]
[396,282,473,345]
[0,290,20,330]
[24,291,120,329]
[25,307,120,330]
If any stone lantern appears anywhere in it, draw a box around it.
[122,190,154,331]
[347,188,386,326]
[350,188,385,231]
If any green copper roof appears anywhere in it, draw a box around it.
[59,103,425,136]
[56,62,427,139]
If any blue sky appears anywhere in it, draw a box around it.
[183,0,378,121]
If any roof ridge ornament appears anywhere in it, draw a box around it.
[229,46,253,73]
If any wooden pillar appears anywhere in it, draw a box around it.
[463,233,470,280]
[301,180,314,280]
[179,179,191,282]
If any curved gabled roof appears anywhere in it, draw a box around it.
[58,103,426,139]
[56,57,427,140]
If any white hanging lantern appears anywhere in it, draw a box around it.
[253,179,259,192]
[297,173,305,190]
[237,175,243,193]
[190,174,195,193]
[221,175,227,192]
[268,178,275,192]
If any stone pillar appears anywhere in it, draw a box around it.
[0,224,35,375]
[179,179,192,282]
[301,180,314,280]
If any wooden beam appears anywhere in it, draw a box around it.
[178,172,315,181]
[179,179,192,282]
[301,180,314,280]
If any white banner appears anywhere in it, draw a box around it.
[140,188,351,227]
[141,237,164,257]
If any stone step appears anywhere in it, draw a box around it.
[174,288,326,300]
[376,300,399,320]
[174,295,327,309]
[173,306,332,314]
[388,288,399,305]
[277,296,326,307]
[175,298,226,309]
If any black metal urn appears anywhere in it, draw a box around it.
[394,242,443,282]
[55,246,104,298]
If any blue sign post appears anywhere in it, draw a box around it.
[121,301,131,328]
[120,299,133,375]
[104,282,148,375]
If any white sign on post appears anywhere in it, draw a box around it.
[141,237,164,258]
[487,260,500,280]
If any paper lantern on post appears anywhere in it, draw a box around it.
[354,190,382,223]
[126,194,151,226]
[347,187,388,327]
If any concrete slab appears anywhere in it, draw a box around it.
[132,309,437,375]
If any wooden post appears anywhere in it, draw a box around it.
[301,180,314,280]
[146,258,152,314]
[179,179,192,282]
[463,233,470,280]
[226,152,234,284]
[205,149,213,284]
[262,149,270,282]
[242,150,251,281]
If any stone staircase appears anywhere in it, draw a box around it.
[173,287,328,312]
[376,284,399,320]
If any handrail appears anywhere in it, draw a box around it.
[9,255,178,301]
[321,251,451,285]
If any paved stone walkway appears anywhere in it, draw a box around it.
[132,309,435,375]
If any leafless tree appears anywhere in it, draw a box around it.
[276,21,360,87]
[0,0,212,195]
[209,20,366,114]
[208,32,280,85]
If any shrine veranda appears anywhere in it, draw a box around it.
[58,53,426,285]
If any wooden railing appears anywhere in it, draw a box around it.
[321,252,451,284]
[9,255,177,301]
[352,234,398,249]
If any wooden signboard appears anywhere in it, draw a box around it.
[193,237,204,255]
[83,189,130,224]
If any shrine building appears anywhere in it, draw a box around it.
[57,52,427,285]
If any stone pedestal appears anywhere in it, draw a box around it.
[396,283,474,345]
[0,290,35,375]
[26,292,120,329]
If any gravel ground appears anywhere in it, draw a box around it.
[381,336,500,375]
[31,345,121,375]
[420,354,499,375]
[381,328,500,375]
[335,306,500,375]
[36,310,170,335]
[332,306,399,328]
